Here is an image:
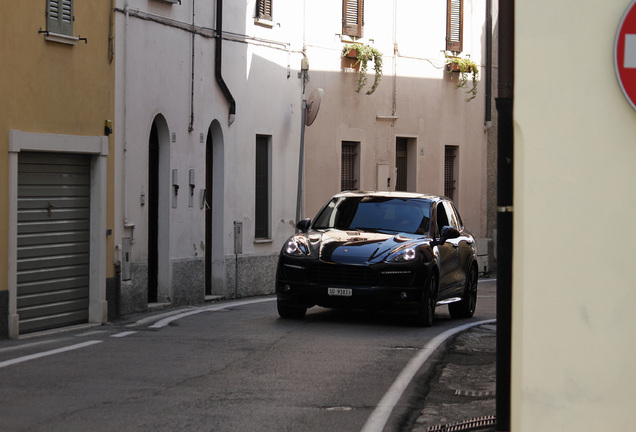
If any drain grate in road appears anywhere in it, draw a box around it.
[427,415,496,432]
[454,389,495,397]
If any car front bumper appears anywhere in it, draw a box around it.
[276,283,425,313]
[275,256,431,314]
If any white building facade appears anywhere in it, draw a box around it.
[112,0,492,315]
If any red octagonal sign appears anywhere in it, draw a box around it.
[616,0,636,110]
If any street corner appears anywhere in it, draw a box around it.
[411,323,496,432]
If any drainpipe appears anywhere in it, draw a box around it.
[123,2,135,242]
[188,0,196,132]
[215,0,236,126]
[295,51,308,228]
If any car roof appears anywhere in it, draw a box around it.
[333,190,447,202]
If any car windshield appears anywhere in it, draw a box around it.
[312,196,431,235]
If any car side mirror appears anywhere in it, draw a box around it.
[439,226,460,243]
[296,218,311,233]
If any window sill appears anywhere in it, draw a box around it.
[254,17,275,28]
[340,35,364,44]
[254,238,273,244]
[44,32,79,46]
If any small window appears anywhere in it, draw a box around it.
[255,136,271,239]
[47,0,73,37]
[446,0,463,53]
[341,141,359,191]
[342,0,364,38]
[444,146,458,201]
[256,0,273,22]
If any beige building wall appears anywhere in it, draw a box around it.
[302,0,490,243]
[513,1,636,429]
[0,2,115,337]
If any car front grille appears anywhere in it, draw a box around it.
[281,261,415,287]
[312,264,377,286]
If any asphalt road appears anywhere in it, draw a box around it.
[0,279,496,432]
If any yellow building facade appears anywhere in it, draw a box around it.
[0,1,115,338]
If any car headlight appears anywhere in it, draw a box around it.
[387,246,418,262]
[283,237,310,256]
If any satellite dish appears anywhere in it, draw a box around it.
[305,88,324,126]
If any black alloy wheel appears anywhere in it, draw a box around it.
[277,300,307,319]
[414,271,437,327]
[449,264,478,318]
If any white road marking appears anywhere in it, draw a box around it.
[0,340,102,369]
[126,307,200,327]
[0,338,69,354]
[360,319,497,432]
[110,331,138,338]
[148,297,276,329]
[75,330,107,337]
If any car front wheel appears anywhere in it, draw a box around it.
[449,265,478,319]
[413,271,437,327]
[277,300,307,319]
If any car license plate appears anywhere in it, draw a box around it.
[328,288,352,297]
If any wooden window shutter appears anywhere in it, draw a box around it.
[342,0,364,38]
[256,0,273,21]
[446,0,463,53]
[47,0,73,36]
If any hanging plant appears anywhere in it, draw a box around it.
[445,55,479,102]
[342,43,383,95]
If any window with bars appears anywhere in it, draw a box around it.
[446,0,463,53]
[47,0,73,36]
[444,146,458,201]
[341,142,359,191]
[256,0,273,21]
[342,0,364,38]
[255,136,271,239]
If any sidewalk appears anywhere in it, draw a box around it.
[411,323,497,432]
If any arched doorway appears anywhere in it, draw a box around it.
[148,121,159,303]
[148,115,171,304]
[205,120,225,297]
[205,129,213,296]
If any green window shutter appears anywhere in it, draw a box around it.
[446,0,462,53]
[256,0,273,21]
[47,0,73,36]
[342,0,364,38]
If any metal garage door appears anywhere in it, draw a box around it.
[17,152,91,334]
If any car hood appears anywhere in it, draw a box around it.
[302,229,429,264]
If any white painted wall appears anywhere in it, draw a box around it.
[513,1,636,429]
[114,0,305,302]
[113,0,490,306]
